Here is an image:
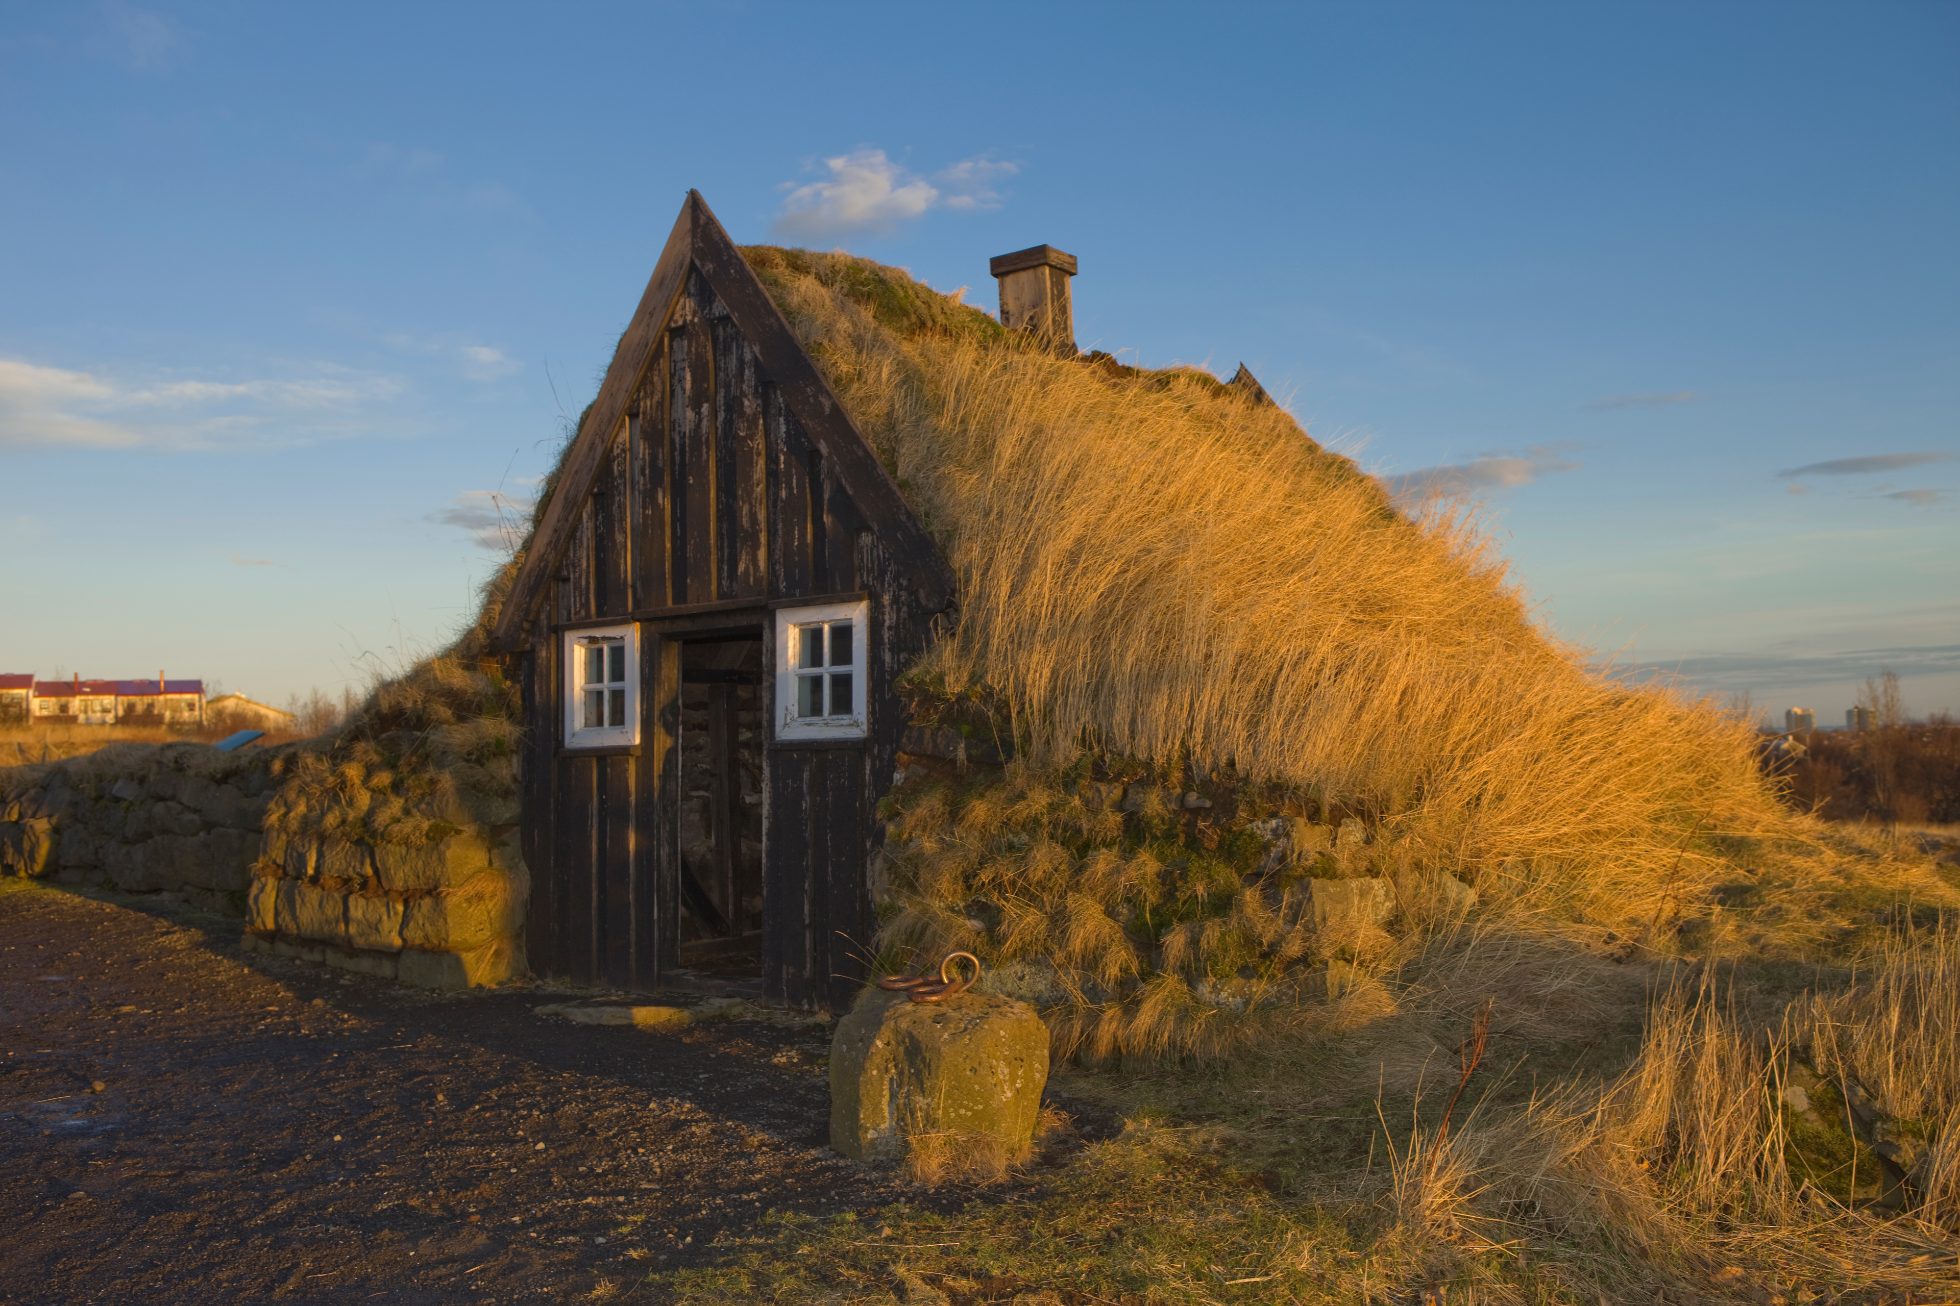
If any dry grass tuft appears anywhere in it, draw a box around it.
[1387,950,1960,1302]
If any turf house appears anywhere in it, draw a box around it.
[475,187,1779,1025]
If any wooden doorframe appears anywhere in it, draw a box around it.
[659,616,769,975]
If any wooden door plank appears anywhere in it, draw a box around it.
[603,752,635,986]
[767,388,816,597]
[520,643,557,978]
[681,270,718,603]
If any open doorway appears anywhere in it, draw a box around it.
[675,632,765,976]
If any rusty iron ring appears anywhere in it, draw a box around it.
[906,951,982,1004]
[876,951,983,1002]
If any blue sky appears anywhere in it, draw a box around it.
[1,1,1954,722]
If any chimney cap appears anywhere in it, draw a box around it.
[989,244,1077,278]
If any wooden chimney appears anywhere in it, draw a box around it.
[989,244,1078,355]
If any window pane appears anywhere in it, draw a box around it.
[829,621,853,669]
[798,625,823,669]
[608,642,625,685]
[797,673,824,719]
[583,687,605,729]
[608,688,625,728]
[829,672,853,716]
[584,644,604,684]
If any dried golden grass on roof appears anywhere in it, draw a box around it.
[743,246,1787,928]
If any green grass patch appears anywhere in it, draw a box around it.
[661,1121,1370,1305]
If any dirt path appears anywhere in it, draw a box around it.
[0,884,908,1303]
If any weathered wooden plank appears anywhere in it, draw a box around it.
[490,194,697,652]
[648,632,683,982]
[567,500,597,622]
[556,589,868,632]
[544,562,576,976]
[715,315,769,599]
[667,307,693,608]
[762,753,808,1003]
[687,194,954,610]
[520,644,556,978]
[682,270,718,603]
[555,755,596,984]
[603,752,635,986]
[594,420,632,617]
[767,389,815,597]
[819,458,863,594]
[823,749,870,1010]
[630,353,670,611]
[708,683,738,924]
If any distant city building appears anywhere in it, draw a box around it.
[25,672,206,726]
[1846,705,1874,731]
[1785,706,1816,733]
[206,693,296,732]
[113,676,207,725]
[34,677,121,725]
[0,674,32,724]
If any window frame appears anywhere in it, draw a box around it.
[562,623,639,751]
[773,599,870,742]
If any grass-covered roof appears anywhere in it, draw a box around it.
[729,245,1782,931]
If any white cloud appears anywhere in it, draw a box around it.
[1385,445,1580,502]
[386,334,521,382]
[1885,488,1943,506]
[0,354,402,451]
[773,149,1019,240]
[458,344,520,382]
[432,486,537,553]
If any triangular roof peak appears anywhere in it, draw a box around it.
[490,191,953,652]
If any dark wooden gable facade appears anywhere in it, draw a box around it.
[491,192,954,1008]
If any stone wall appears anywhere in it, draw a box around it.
[0,740,527,990]
[244,822,525,987]
[244,741,526,988]
[0,743,273,913]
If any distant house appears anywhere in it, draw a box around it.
[206,693,295,732]
[114,675,207,726]
[26,672,206,726]
[0,674,31,724]
[1846,705,1874,731]
[35,677,121,725]
[1785,707,1816,733]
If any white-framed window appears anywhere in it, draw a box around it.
[562,623,639,750]
[774,599,868,741]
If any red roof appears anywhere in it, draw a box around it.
[35,680,120,697]
[112,679,205,697]
[0,674,32,691]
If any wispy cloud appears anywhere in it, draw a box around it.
[1586,390,1698,411]
[385,333,521,382]
[1385,444,1579,501]
[432,486,537,552]
[99,1,184,71]
[1778,451,1952,478]
[773,148,1018,240]
[1884,488,1943,506]
[1612,644,1960,695]
[0,355,403,451]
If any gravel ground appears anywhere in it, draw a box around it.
[0,883,911,1303]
